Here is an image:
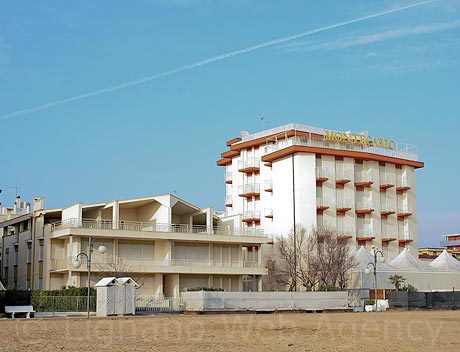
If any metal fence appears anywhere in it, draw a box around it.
[31,296,96,312]
[389,291,460,309]
[136,296,184,313]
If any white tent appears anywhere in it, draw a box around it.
[429,250,460,271]
[354,246,395,271]
[387,248,435,271]
[95,277,122,317]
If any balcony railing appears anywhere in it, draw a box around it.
[397,204,413,214]
[225,172,233,184]
[316,167,329,179]
[238,158,260,172]
[50,257,264,272]
[380,174,395,186]
[336,170,352,181]
[50,218,267,238]
[264,208,273,218]
[264,179,273,192]
[380,201,396,213]
[441,240,460,247]
[316,197,331,209]
[242,210,261,221]
[238,183,261,197]
[355,171,374,184]
[356,200,374,210]
[336,199,353,210]
[225,195,233,207]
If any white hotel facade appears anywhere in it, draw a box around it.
[218,123,424,260]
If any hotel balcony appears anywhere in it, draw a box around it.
[316,197,330,213]
[381,233,398,244]
[356,229,375,243]
[379,174,395,191]
[50,257,267,276]
[238,158,260,173]
[336,199,353,215]
[242,210,261,223]
[337,227,354,240]
[225,195,233,207]
[397,205,413,220]
[225,172,233,184]
[50,218,269,243]
[355,200,374,215]
[380,201,396,219]
[238,183,261,198]
[264,179,273,192]
[264,208,273,219]
[396,177,411,194]
[316,167,329,186]
[354,171,374,188]
[336,170,352,188]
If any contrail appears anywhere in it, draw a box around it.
[0,0,435,121]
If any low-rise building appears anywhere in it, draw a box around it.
[1,195,270,297]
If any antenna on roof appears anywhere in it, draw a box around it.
[10,186,20,197]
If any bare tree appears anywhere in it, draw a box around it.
[274,225,356,291]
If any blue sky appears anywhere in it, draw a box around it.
[0,0,459,247]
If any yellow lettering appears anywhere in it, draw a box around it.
[377,138,384,148]
[389,141,396,150]
[324,130,336,141]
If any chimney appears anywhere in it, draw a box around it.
[33,198,45,212]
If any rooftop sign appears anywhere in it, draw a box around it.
[324,130,396,150]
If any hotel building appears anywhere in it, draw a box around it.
[1,195,269,296]
[217,123,424,260]
[441,234,460,251]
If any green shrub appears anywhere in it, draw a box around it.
[364,299,375,306]
[186,287,224,292]
[317,284,339,291]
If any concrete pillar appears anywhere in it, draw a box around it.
[154,273,164,299]
[164,273,180,298]
[257,276,262,292]
[112,201,119,229]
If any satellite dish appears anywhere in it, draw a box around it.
[240,130,250,137]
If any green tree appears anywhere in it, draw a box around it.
[389,275,406,291]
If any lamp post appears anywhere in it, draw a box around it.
[365,245,385,312]
[73,238,107,318]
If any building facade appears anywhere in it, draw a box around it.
[441,233,460,251]
[1,195,269,296]
[217,123,424,260]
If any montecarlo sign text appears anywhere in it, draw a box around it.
[324,130,396,150]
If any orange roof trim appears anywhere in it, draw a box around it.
[261,145,424,169]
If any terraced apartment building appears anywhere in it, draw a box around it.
[217,123,424,260]
[0,195,269,296]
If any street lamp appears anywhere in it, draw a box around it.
[72,238,107,318]
[364,245,385,312]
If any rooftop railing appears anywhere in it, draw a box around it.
[50,218,267,238]
[265,136,418,162]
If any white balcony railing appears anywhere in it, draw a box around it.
[238,158,260,171]
[336,199,353,209]
[242,210,261,220]
[336,170,353,181]
[380,174,395,185]
[316,167,329,179]
[238,183,261,196]
[50,257,264,272]
[225,172,232,183]
[355,170,374,183]
[264,179,273,191]
[316,197,331,208]
[264,208,273,217]
[50,218,267,238]
[398,204,413,214]
[397,176,411,188]
[225,195,233,206]
[356,200,374,210]
[380,201,396,213]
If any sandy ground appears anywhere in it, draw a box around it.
[0,310,459,351]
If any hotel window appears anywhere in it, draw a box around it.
[13,246,18,266]
[27,243,32,263]
[5,248,9,267]
[39,239,44,261]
